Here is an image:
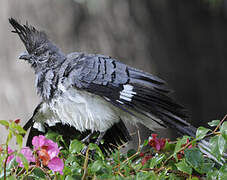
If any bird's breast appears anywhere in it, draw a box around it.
[47,86,120,132]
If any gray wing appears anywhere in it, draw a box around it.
[62,53,193,135]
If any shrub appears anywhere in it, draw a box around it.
[0,116,227,179]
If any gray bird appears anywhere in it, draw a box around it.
[9,18,220,160]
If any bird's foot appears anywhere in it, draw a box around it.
[81,132,95,144]
[81,145,88,155]
[81,132,106,157]
[81,145,96,159]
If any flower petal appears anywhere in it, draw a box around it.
[7,147,14,163]
[47,157,64,174]
[44,139,59,159]
[32,135,46,149]
[16,147,35,167]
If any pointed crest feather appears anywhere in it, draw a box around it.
[9,18,48,53]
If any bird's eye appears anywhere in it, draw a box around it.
[37,51,49,62]
[34,51,38,56]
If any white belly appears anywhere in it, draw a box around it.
[33,85,164,133]
[35,87,121,132]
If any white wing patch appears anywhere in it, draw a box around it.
[116,100,124,104]
[120,84,137,102]
[32,84,164,133]
[33,122,45,132]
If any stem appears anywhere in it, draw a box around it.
[213,114,227,133]
[19,166,35,179]
[82,147,89,180]
[154,166,165,174]
[20,165,52,180]
[40,166,52,180]
[54,172,57,180]
[4,144,9,180]
[162,141,192,166]
[113,130,141,170]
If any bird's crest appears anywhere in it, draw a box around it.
[9,18,48,53]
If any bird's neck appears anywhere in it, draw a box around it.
[35,63,63,102]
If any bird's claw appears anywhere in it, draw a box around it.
[81,146,88,155]
[81,145,96,159]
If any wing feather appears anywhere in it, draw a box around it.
[64,53,193,136]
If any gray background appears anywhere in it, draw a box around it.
[1,0,227,148]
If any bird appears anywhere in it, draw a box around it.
[8,18,219,160]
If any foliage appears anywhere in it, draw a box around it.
[0,115,227,180]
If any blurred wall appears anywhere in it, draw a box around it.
[1,0,227,147]
[0,0,155,146]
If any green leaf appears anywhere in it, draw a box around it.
[65,175,77,180]
[0,154,6,173]
[6,176,17,180]
[218,135,227,155]
[6,130,13,144]
[65,154,78,165]
[16,153,29,171]
[89,143,104,160]
[46,130,60,141]
[209,136,221,160]
[169,173,183,180]
[123,165,131,176]
[174,136,190,160]
[184,148,204,168]
[143,139,149,146]
[206,169,219,180]
[189,177,199,180]
[16,134,23,150]
[220,121,227,142]
[149,154,165,168]
[196,127,211,140]
[69,139,84,153]
[127,149,137,158]
[194,162,214,174]
[13,123,26,134]
[219,164,227,180]
[164,140,175,151]
[176,159,192,175]
[0,120,9,127]
[71,162,83,175]
[97,174,114,179]
[208,120,220,127]
[32,168,46,178]
[6,156,17,171]
[131,161,142,171]
[135,171,157,179]
[209,134,226,157]
[91,160,103,172]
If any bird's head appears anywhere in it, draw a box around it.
[9,18,65,71]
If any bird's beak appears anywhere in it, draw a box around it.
[19,51,30,60]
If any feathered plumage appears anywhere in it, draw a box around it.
[9,18,224,164]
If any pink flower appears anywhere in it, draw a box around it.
[149,134,166,151]
[32,135,46,149]
[44,139,59,159]
[32,135,64,174]
[7,147,14,163]
[16,147,35,167]
[47,157,64,174]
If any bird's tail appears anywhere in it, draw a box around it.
[124,67,226,165]
[154,119,226,165]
